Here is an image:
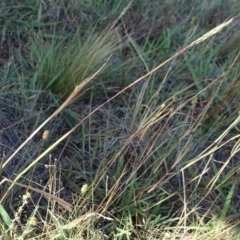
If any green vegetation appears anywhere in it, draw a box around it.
[0,0,240,239]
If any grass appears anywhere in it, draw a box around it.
[0,0,240,239]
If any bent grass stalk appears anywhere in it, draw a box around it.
[1,177,72,211]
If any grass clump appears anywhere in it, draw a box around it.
[29,28,121,101]
[0,1,240,240]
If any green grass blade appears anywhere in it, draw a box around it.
[220,181,236,220]
[0,204,12,227]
